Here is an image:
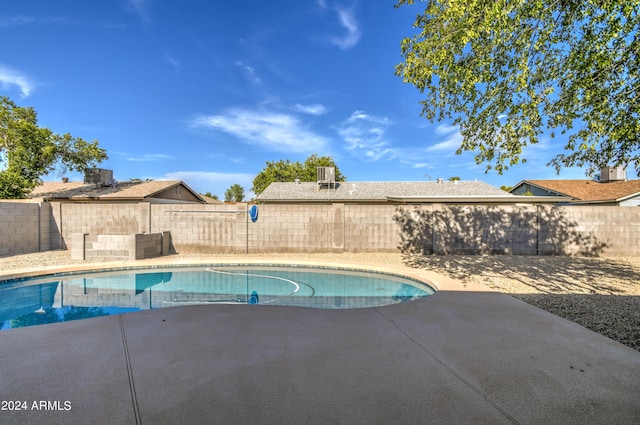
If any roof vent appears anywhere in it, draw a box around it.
[436,177,443,184]
[317,166,336,191]
[599,166,626,182]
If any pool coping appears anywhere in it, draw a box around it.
[0,257,490,294]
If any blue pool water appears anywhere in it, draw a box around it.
[0,266,434,329]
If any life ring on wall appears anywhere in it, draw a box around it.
[249,205,259,223]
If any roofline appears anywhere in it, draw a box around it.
[258,198,389,204]
[385,195,572,204]
[258,195,572,204]
[143,181,206,203]
[616,191,640,202]
[33,181,206,204]
[176,181,207,203]
[509,180,575,198]
[511,180,640,202]
[566,199,619,205]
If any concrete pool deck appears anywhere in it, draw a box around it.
[0,259,639,425]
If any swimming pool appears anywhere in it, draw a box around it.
[0,265,435,329]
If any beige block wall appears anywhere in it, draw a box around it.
[538,206,640,256]
[61,203,150,239]
[152,203,245,253]
[1,201,639,257]
[0,201,43,255]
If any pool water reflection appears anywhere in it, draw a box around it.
[0,266,434,329]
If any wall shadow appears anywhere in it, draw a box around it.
[393,205,610,256]
[400,253,640,352]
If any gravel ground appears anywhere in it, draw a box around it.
[1,250,639,352]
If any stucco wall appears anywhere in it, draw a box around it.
[1,201,639,256]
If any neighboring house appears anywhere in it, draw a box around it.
[30,169,205,204]
[257,180,569,205]
[199,195,225,204]
[510,179,640,206]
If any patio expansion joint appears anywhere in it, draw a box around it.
[119,315,142,425]
[373,308,521,425]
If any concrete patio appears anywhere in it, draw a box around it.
[0,261,638,425]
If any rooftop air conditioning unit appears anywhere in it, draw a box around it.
[84,168,115,186]
[600,166,626,182]
[317,166,336,191]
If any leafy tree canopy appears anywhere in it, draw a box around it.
[251,154,346,195]
[0,96,107,198]
[224,183,245,202]
[395,0,640,176]
[201,191,219,200]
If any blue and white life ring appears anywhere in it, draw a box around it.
[249,205,258,223]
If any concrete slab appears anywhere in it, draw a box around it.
[121,305,514,425]
[0,315,136,425]
[377,291,640,425]
[0,260,638,424]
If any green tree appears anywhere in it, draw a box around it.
[0,97,107,198]
[224,183,245,202]
[500,185,512,192]
[395,0,640,176]
[448,176,461,181]
[201,191,219,200]
[251,153,346,195]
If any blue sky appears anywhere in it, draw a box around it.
[2,1,631,198]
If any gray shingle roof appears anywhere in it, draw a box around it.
[257,181,516,203]
[30,180,205,203]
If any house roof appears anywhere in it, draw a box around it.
[257,181,569,204]
[511,180,640,202]
[30,180,205,203]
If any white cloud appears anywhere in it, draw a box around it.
[164,54,180,71]
[337,111,395,161]
[407,162,429,169]
[330,6,361,50]
[190,108,328,153]
[434,124,459,136]
[0,65,34,98]
[427,126,463,152]
[124,153,173,162]
[0,15,80,27]
[294,103,327,116]
[0,16,36,27]
[235,61,261,85]
[427,138,462,152]
[125,0,151,22]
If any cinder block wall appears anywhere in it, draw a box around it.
[1,201,639,256]
[84,234,133,261]
[0,201,45,255]
[60,203,150,237]
[537,206,640,256]
[152,203,245,253]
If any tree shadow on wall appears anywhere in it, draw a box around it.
[393,205,610,257]
[393,206,640,351]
